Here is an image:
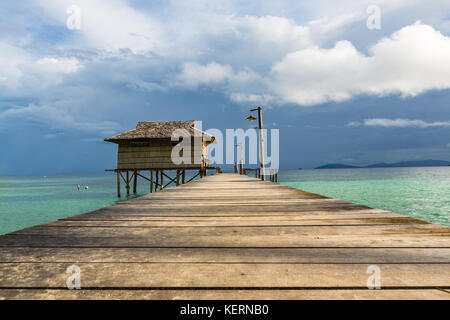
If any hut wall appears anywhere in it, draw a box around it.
[117,139,204,169]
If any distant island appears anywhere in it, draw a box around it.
[315,160,450,169]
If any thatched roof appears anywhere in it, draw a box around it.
[104,121,215,143]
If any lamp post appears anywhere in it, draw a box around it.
[246,106,265,181]
[235,142,244,174]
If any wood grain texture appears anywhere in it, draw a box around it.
[0,173,449,300]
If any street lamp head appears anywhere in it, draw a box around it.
[250,106,262,112]
[246,115,257,121]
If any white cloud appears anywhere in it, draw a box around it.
[2,1,450,139]
[346,121,361,127]
[36,57,82,74]
[34,0,164,53]
[269,40,365,105]
[0,43,31,90]
[173,22,450,107]
[176,61,263,92]
[236,15,310,50]
[229,93,275,105]
[177,62,234,88]
[267,22,450,105]
[347,118,450,128]
[0,43,83,96]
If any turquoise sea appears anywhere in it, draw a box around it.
[0,167,449,235]
[279,167,450,227]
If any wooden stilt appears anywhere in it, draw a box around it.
[150,170,154,193]
[160,170,164,190]
[133,170,137,193]
[126,171,130,196]
[182,169,186,184]
[176,169,180,186]
[116,171,121,198]
[155,170,159,192]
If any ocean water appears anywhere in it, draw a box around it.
[0,167,449,235]
[0,172,196,235]
[279,167,450,227]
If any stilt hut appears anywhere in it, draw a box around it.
[105,121,216,197]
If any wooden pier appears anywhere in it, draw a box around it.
[0,173,449,299]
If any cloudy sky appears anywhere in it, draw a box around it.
[1,0,450,174]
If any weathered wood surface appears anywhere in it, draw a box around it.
[118,141,203,169]
[0,173,449,300]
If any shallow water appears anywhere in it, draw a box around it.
[0,167,449,235]
[0,172,193,235]
[279,167,450,227]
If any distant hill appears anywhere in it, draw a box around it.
[365,160,450,168]
[315,160,450,169]
[315,163,360,169]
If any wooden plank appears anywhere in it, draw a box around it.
[75,209,386,217]
[12,224,450,237]
[62,216,426,224]
[0,263,449,288]
[64,208,399,219]
[1,247,449,263]
[1,233,450,248]
[0,173,449,300]
[0,289,448,300]
[45,217,427,227]
[93,204,374,213]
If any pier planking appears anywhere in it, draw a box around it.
[0,173,449,300]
